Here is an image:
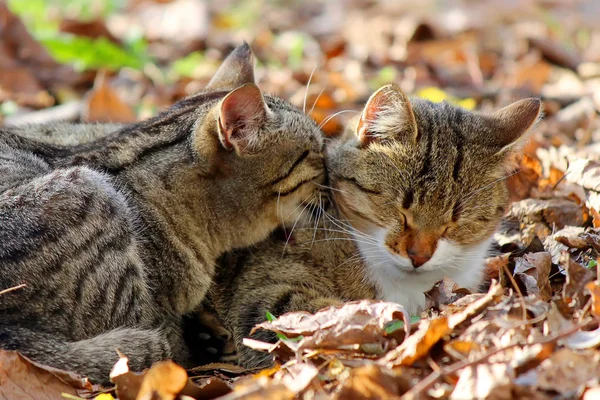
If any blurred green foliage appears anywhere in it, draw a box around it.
[171,51,206,78]
[7,0,149,72]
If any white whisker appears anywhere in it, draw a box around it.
[303,65,317,114]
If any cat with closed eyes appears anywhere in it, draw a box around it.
[207,83,542,368]
[0,43,325,383]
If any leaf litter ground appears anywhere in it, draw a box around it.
[2,0,600,399]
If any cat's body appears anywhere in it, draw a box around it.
[0,44,325,383]
[207,85,542,368]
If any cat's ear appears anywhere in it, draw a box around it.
[218,83,268,153]
[207,42,256,90]
[486,98,542,154]
[356,83,418,147]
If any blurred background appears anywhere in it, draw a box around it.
[1,0,599,148]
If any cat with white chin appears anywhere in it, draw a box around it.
[208,82,542,368]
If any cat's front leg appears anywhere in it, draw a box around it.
[222,283,342,369]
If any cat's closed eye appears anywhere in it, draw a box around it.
[335,176,381,195]
[271,150,324,197]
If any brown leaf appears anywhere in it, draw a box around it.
[254,300,410,353]
[137,361,188,400]
[450,363,513,400]
[506,154,541,202]
[485,253,510,282]
[555,226,589,249]
[446,281,504,328]
[60,19,121,43]
[278,363,319,394]
[562,255,596,307]
[110,357,145,400]
[514,252,552,300]
[0,67,54,108]
[336,364,409,399]
[225,376,293,400]
[535,348,600,394]
[382,317,450,367]
[528,37,581,71]
[83,72,136,123]
[507,198,585,232]
[443,340,480,359]
[181,377,231,400]
[0,350,89,400]
[110,356,228,400]
[0,3,78,106]
[424,277,470,311]
[513,59,552,94]
[585,281,600,319]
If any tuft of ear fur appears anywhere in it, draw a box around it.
[485,98,542,154]
[218,83,268,153]
[356,83,418,147]
[207,42,256,90]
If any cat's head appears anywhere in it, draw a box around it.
[191,44,325,246]
[327,84,540,280]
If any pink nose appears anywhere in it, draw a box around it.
[409,254,430,268]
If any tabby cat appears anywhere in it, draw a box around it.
[0,43,325,383]
[207,83,541,368]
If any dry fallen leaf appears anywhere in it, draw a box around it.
[137,361,188,400]
[450,362,514,400]
[0,350,90,400]
[336,364,408,400]
[82,71,137,123]
[514,252,552,300]
[254,300,410,354]
[586,281,600,319]
[110,356,227,400]
[562,255,596,308]
[382,317,450,367]
[534,348,599,394]
[424,277,471,311]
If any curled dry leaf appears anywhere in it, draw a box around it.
[0,350,90,400]
[563,327,600,350]
[254,300,411,353]
[507,198,586,232]
[224,376,293,400]
[381,317,450,367]
[585,281,600,319]
[110,356,230,400]
[335,364,409,400]
[514,252,552,300]
[562,255,596,308]
[278,363,319,394]
[383,282,502,367]
[450,362,513,400]
[555,226,589,249]
[566,158,600,192]
[424,277,471,311]
[534,348,599,394]
[137,361,188,400]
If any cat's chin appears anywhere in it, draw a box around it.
[354,229,492,314]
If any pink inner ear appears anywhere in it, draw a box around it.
[219,84,267,151]
[357,93,384,146]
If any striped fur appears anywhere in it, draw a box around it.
[0,44,325,383]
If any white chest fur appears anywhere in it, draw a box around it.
[354,229,490,315]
